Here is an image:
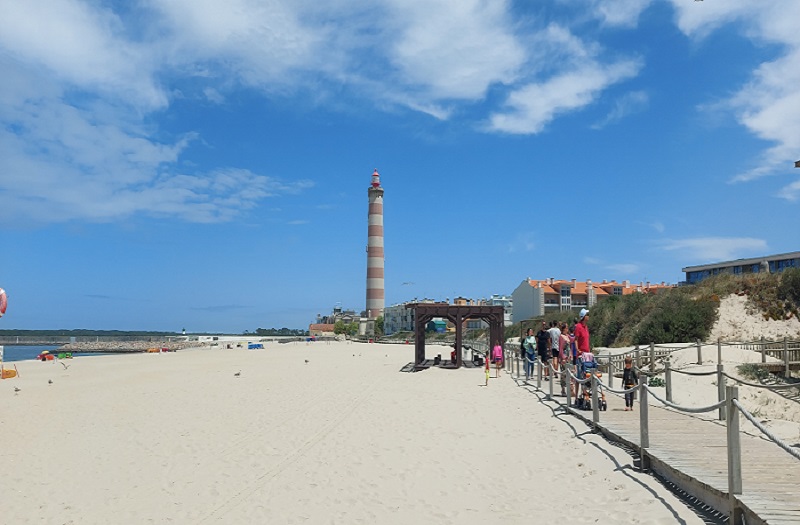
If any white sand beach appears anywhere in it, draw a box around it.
[1,341,708,524]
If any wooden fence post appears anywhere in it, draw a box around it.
[565,364,572,408]
[636,345,642,370]
[717,339,722,365]
[548,362,554,400]
[639,383,650,471]
[784,337,790,380]
[696,339,702,365]
[609,358,615,389]
[537,357,542,389]
[665,359,672,403]
[726,385,742,524]
[761,336,766,363]
[717,364,726,421]
[648,343,655,374]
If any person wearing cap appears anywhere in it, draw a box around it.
[572,309,590,402]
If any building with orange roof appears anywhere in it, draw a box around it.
[308,323,335,337]
[511,278,675,322]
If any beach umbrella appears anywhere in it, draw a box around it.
[0,288,6,318]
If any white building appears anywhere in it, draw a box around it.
[486,294,513,326]
[383,303,416,335]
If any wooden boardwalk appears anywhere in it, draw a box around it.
[524,378,800,524]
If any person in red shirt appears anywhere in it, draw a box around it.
[572,309,590,401]
[574,308,590,355]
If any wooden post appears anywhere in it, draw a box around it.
[639,383,650,471]
[608,358,615,389]
[591,372,599,428]
[726,385,742,524]
[761,336,766,363]
[717,339,722,365]
[537,357,542,390]
[649,342,656,374]
[635,345,642,370]
[717,364,726,421]
[696,339,702,365]
[565,363,572,408]
[548,362,553,400]
[665,359,672,403]
[784,337,790,380]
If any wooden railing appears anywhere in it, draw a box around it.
[500,347,800,524]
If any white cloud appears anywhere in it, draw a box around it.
[667,0,800,184]
[660,237,768,262]
[508,232,536,253]
[149,0,326,89]
[586,0,654,28]
[606,263,640,274]
[778,178,800,201]
[0,1,647,227]
[384,0,525,100]
[0,0,165,109]
[488,58,641,134]
[592,90,649,129]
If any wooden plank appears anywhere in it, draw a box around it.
[553,384,800,525]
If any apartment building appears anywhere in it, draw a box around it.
[682,251,800,284]
[511,278,673,322]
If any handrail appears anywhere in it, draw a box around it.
[721,371,800,390]
[502,349,799,523]
[670,368,717,377]
[732,399,800,461]
[644,384,727,414]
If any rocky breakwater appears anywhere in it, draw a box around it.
[59,341,209,353]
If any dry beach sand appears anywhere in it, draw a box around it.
[1,341,708,525]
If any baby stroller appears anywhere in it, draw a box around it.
[576,352,607,411]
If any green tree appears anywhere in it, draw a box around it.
[346,322,359,337]
[374,316,384,337]
[333,320,346,335]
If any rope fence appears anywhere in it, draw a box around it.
[732,399,800,461]
[499,348,800,523]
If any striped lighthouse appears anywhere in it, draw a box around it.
[366,168,385,319]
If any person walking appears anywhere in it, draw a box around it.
[622,357,639,411]
[548,321,561,383]
[536,322,550,380]
[558,323,571,396]
[522,328,536,379]
[573,309,590,402]
[491,340,504,378]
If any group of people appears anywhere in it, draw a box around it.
[519,308,591,399]
[515,309,639,409]
[487,308,639,409]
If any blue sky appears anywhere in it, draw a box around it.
[1,0,798,332]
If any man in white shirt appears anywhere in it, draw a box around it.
[548,321,562,380]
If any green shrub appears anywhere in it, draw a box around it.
[736,363,769,381]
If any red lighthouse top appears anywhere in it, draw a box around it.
[371,168,381,188]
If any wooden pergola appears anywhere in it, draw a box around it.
[406,303,505,368]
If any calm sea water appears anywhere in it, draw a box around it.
[2,345,71,362]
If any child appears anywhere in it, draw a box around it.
[622,357,638,411]
[484,353,491,386]
[491,341,503,378]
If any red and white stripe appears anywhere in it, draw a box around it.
[366,178,385,318]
